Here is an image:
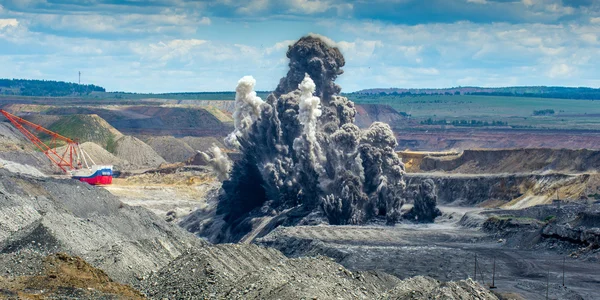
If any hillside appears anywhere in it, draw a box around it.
[39,114,123,150]
[0,79,105,97]
[404,148,600,174]
[0,122,58,174]
[42,105,233,137]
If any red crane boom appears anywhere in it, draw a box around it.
[0,109,81,173]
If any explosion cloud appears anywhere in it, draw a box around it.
[405,179,442,223]
[200,145,232,181]
[206,35,408,242]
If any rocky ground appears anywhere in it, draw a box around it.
[0,166,500,299]
[256,205,599,300]
[113,135,167,169]
[395,128,600,151]
[0,253,145,299]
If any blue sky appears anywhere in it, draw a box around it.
[0,0,598,92]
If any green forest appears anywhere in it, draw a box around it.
[0,79,105,97]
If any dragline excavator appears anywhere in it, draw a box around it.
[0,109,113,185]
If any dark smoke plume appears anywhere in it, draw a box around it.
[405,179,441,223]
[205,35,406,242]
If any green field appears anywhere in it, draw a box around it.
[347,94,600,130]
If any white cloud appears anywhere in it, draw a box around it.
[264,39,294,55]
[288,0,331,14]
[522,0,535,6]
[547,63,574,78]
[545,4,574,15]
[236,0,269,14]
[26,10,209,35]
[134,39,207,62]
[0,18,18,29]
[410,67,440,75]
[1,1,599,92]
[467,0,488,4]
[337,39,383,63]
[199,17,211,25]
[580,33,598,44]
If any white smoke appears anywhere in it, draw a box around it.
[294,73,326,179]
[297,74,322,142]
[225,76,265,148]
[200,144,232,180]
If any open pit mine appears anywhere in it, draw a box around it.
[0,35,599,300]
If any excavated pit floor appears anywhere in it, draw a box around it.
[257,206,600,300]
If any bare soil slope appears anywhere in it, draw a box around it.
[418,148,600,174]
[113,135,166,168]
[0,253,144,299]
[40,114,123,149]
[143,136,196,163]
[0,122,59,174]
[354,104,407,128]
[45,105,233,137]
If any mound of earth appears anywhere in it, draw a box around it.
[416,148,600,174]
[0,253,144,299]
[0,167,203,285]
[381,276,498,300]
[141,243,498,300]
[55,141,131,170]
[143,136,196,163]
[45,105,233,137]
[19,114,61,128]
[0,122,59,174]
[113,135,166,168]
[43,114,123,149]
[0,158,46,177]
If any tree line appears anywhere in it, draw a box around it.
[0,79,105,97]
[421,118,508,127]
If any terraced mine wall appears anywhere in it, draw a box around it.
[404,173,597,207]
[396,128,600,152]
[417,148,600,174]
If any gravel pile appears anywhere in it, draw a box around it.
[0,122,26,146]
[143,136,196,163]
[113,135,166,169]
[140,244,400,299]
[0,252,145,299]
[0,122,58,174]
[381,276,498,299]
[0,158,46,177]
[0,249,45,277]
[0,168,203,285]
